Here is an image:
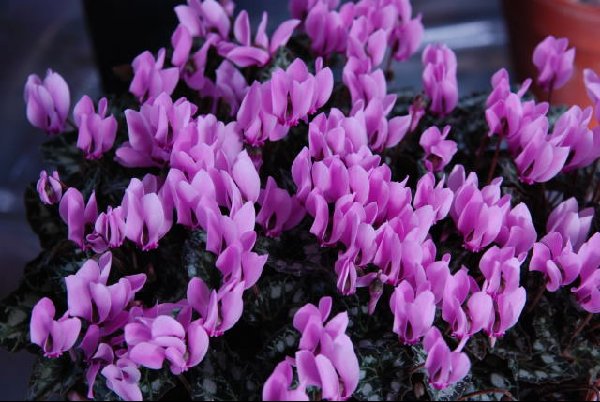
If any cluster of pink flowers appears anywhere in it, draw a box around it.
[263,296,360,401]
[24,0,600,400]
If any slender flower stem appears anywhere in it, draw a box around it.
[570,313,593,343]
[178,375,192,396]
[487,135,502,184]
[527,283,546,314]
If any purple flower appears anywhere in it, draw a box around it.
[547,198,594,250]
[116,94,197,168]
[24,69,70,135]
[101,358,143,401]
[532,36,575,92]
[550,106,600,171]
[257,177,306,237]
[290,0,340,20]
[419,125,457,172]
[479,246,522,296]
[65,252,146,325]
[215,60,248,115]
[573,232,600,313]
[30,297,81,358]
[221,11,300,68]
[263,361,309,401]
[129,49,179,101]
[423,327,470,390]
[491,286,526,337]
[496,203,537,259]
[530,232,581,292]
[171,25,193,68]
[59,188,98,249]
[187,278,245,337]
[343,60,388,105]
[390,13,423,62]
[86,206,127,253]
[126,313,209,375]
[175,0,231,39]
[216,243,266,289]
[413,173,453,222]
[37,170,62,205]
[122,178,172,251]
[584,68,600,122]
[390,281,436,344]
[73,96,117,159]
[466,291,495,336]
[422,44,458,115]
[305,2,353,56]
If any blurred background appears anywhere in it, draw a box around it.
[0,0,508,399]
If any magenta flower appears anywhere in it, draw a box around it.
[171,25,193,68]
[584,68,600,122]
[305,2,352,56]
[347,19,387,67]
[547,198,594,250]
[220,11,300,68]
[116,94,196,168]
[532,36,575,93]
[65,252,146,325]
[343,60,388,105]
[129,49,179,101]
[479,246,522,296]
[290,0,340,20]
[292,296,359,400]
[423,327,470,390]
[491,286,526,337]
[73,96,117,159]
[390,13,423,62]
[86,206,127,253]
[530,232,581,292]
[422,44,458,115]
[59,188,98,249]
[550,106,600,171]
[496,203,537,259]
[257,177,305,237]
[441,267,472,339]
[101,358,143,401]
[204,201,256,255]
[263,361,309,401]
[37,170,62,205]
[187,278,245,337]
[466,291,495,336]
[419,125,458,172]
[122,178,172,250]
[573,232,600,313]
[126,313,209,374]
[216,243,266,289]
[413,173,453,222]
[24,69,70,135]
[175,0,231,39]
[232,149,261,203]
[30,297,81,358]
[390,281,436,344]
[215,60,248,115]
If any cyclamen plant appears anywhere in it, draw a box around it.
[3,0,600,400]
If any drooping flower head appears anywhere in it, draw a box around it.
[24,69,70,134]
[532,36,575,93]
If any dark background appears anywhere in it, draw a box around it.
[0,0,508,398]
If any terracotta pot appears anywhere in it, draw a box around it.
[502,0,600,108]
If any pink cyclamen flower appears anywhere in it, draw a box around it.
[550,105,600,171]
[221,11,300,68]
[215,60,248,115]
[257,177,305,237]
[101,358,143,401]
[129,49,179,101]
[24,69,70,135]
[30,297,81,358]
[65,252,146,325]
[491,286,526,338]
[573,232,600,313]
[530,232,581,292]
[292,296,359,400]
[466,291,495,336]
[584,68,600,122]
[547,197,594,251]
[263,361,309,401]
[390,13,424,62]
[37,170,62,205]
[419,125,458,172]
[73,96,117,159]
[59,188,98,249]
[305,2,353,56]
[532,36,575,92]
[423,327,470,390]
[495,202,537,259]
[389,281,436,344]
[479,246,522,296]
[175,0,231,39]
[126,313,209,375]
[187,278,245,337]
[171,25,193,68]
[422,44,458,115]
[86,206,127,253]
[122,178,172,251]
[290,0,340,20]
